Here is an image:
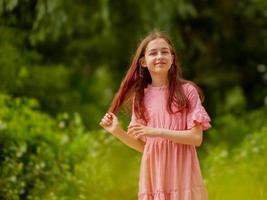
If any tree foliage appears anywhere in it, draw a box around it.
[0,94,140,199]
[1,0,266,128]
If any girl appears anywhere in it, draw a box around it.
[99,31,211,200]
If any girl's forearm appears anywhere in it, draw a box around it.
[112,127,145,153]
[155,126,203,147]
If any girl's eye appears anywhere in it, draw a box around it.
[148,50,169,56]
[162,51,169,54]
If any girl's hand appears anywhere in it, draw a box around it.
[127,124,160,139]
[99,112,120,135]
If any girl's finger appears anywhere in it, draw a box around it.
[135,135,141,139]
[127,127,134,132]
[99,113,114,128]
[101,118,109,123]
[105,113,113,119]
[128,125,142,131]
[131,130,143,137]
[134,127,143,131]
[102,119,112,126]
[100,121,109,127]
[134,133,143,139]
[127,130,135,136]
[108,112,116,119]
[128,130,138,137]
[127,129,135,135]
[103,115,111,120]
[128,124,142,129]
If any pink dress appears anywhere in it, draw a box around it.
[129,83,211,200]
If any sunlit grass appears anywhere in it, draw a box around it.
[204,130,267,200]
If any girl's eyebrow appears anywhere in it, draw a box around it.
[147,47,170,52]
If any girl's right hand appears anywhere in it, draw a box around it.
[99,112,120,135]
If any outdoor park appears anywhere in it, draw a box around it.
[0,1,267,199]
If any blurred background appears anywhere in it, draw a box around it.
[0,0,267,199]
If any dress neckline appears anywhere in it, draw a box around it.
[147,84,168,90]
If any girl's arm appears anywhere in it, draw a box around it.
[128,124,203,147]
[99,112,145,153]
[112,126,145,152]
[155,125,203,146]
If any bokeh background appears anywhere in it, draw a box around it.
[0,0,267,199]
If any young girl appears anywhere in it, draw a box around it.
[99,31,211,200]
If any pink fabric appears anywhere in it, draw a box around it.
[129,83,211,200]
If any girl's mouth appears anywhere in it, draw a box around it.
[155,62,166,65]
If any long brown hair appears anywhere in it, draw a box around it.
[108,31,204,123]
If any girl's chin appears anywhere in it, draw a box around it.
[150,69,169,74]
[155,66,170,70]
[154,64,165,68]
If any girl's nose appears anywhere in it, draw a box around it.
[156,52,163,59]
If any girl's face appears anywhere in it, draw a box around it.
[141,38,174,76]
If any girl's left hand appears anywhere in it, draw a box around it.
[127,124,160,139]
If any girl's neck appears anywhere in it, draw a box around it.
[150,76,168,87]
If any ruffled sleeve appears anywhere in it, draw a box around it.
[128,98,147,142]
[185,84,211,131]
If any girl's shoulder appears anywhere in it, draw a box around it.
[181,80,204,102]
[181,81,198,95]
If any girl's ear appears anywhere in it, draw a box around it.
[172,54,175,64]
[140,57,147,67]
